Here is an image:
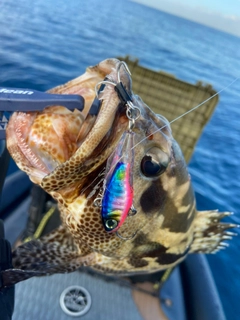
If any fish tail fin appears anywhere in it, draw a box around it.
[190,210,238,253]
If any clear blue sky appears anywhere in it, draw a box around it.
[131,0,240,37]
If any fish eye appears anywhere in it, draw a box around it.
[104,219,118,230]
[141,147,169,178]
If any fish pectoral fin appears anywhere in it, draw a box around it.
[1,234,95,287]
[1,252,95,288]
[190,210,238,253]
[1,241,78,287]
[39,224,78,248]
[1,269,47,287]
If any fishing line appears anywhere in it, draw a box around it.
[131,76,240,151]
[93,67,239,238]
[169,77,239,126]
[93,74,239,183]
[93,73,239,176]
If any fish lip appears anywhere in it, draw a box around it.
[7,103,95,184]
[6,112,50,176]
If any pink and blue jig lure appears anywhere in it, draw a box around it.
[101,130,135,232]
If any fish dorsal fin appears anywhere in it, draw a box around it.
[190,210,238,254]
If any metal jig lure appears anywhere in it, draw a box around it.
[101,129,135,232]
[95,62,141,237]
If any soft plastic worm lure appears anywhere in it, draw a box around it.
[101,130,135,232]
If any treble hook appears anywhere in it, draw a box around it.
[116,229,137,241]
[94,80,116,98]
[115,205,138,240]
[128,205,137,216]
[94,61,131,98]
[93,197,102,207]
[117,61,132,83]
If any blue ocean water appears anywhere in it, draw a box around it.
[0,0,239,318]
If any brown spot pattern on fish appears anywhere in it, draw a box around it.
[2,58,238,287]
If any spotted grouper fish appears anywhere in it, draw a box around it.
[1,58,237,287]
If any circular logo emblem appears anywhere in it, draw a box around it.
[60,286,92,317]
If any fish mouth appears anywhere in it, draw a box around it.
[6,58,172,193]
[6,106,87,184]
[6,59,131,188]
[6,103,128,187]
